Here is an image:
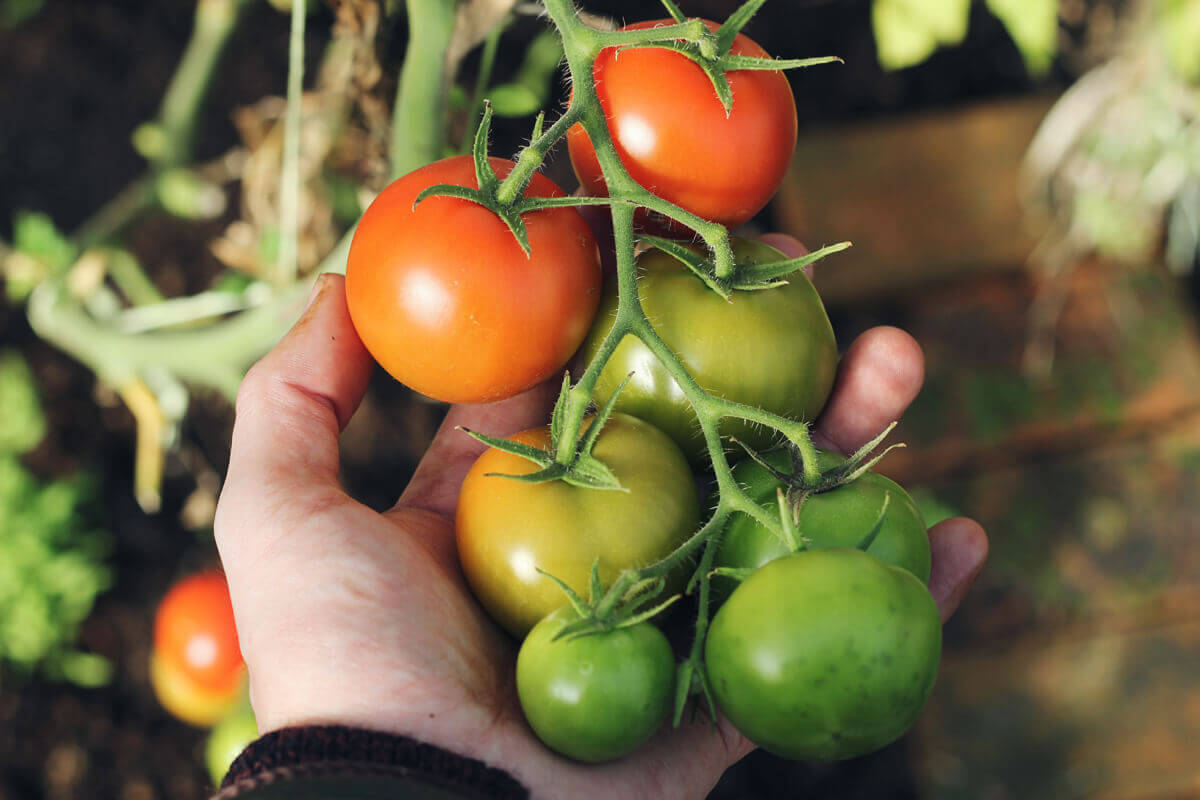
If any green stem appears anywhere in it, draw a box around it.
[392,0,459,178]
[157,0,251,169]
[496,104,584,205]
[587,18,707,48]
[276,0,308,285]
[461,16,507,153]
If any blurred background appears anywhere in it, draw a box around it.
[2,0,1198,796]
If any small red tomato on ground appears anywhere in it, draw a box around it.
[345,155,602,404]
[567,19,797,232]
[154,571,244,695]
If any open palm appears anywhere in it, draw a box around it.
[215,251,987,798]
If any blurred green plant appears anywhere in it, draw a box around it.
[871,0,1058,76]
[0,351,112,689]
[1021,0,1200,376]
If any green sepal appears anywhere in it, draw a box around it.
[640,235,732,300]
[618,40,735,115]
[729,437,790,484]
[673,658,718,728]
[720,54,843,71]
[563,454,625,491]
[550,373,571,444]
[715,0,767,53]
[814,422,902,491]
[459,426,552,466]
[412,182,486,210]
[489,462,570,485]
[530,110,546,141]
[855,492,892,552]
[620,576,668,613]
[733,241,852,286]
[578,371,632,459]
[538,567,591,622]
[472,102,500,195]
[615,592,680,629]
[496,207,532,256]
[709,565,755,582]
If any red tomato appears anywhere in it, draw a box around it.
[567,20,797,231]
[153,572,244,695]
[345,155,602,404]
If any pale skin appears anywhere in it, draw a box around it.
[214,233,988,798]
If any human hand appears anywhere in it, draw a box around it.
[214,239,987,798]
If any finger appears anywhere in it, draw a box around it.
[396,378,559,518]
[218,274,373,529]
[812,326,925,455]
[927,517,989,623]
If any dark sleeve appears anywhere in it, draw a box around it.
[213,725,529,800]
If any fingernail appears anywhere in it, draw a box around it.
[305,274,328,312]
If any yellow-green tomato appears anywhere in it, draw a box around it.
[582,238,838,462]
[456,413,699,638]
[517,607,675,762]
[714,449,930,603]
[205,706,258,785]
[705,548,941,761]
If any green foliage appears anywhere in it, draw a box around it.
[871,0,1056,76]
[0,353,112,688]
[13,211,77,275]
[985,0,1057,76]
[1162,0,1200,83]
[0,350,47,455]
[0,0,43,29]
[487,29,564,118]
[872,0,969,71]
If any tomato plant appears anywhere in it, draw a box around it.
[567,19,798,232]
[705,548,941,761]
[516,606,675,762]
[345,154,602,404]
[582,238,838,461]
[456,413,699,638]
[713,448,931,603]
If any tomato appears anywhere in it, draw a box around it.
[205,705,258,785]
[456,413,699,638]
[154,572,244,694]
[517,606,675,762]
[581,238,837,463]
[345,155,602,404]
[567,19,797,231]
[713,448,930,603]
[705,548,941,761]
[149,650,246,727]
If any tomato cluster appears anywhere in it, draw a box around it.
[346,13,940,766]
[150,571,257,784]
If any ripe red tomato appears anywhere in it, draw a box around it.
[567,19,797,231]
[153,571,244,695]
[345,155,602,404]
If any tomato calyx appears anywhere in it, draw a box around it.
[639,235,851,300]
[624,0,842,117]
[460,373,633,491]
[732,421,905,548]
[539,560,680,642]
[413,103,618,256]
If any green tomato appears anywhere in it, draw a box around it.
[714,449,930,603]
[205,705,258,785]
[582,238,838,463]
[456,413,699,638]
[517,607,675,762]
[705,548,941,761]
